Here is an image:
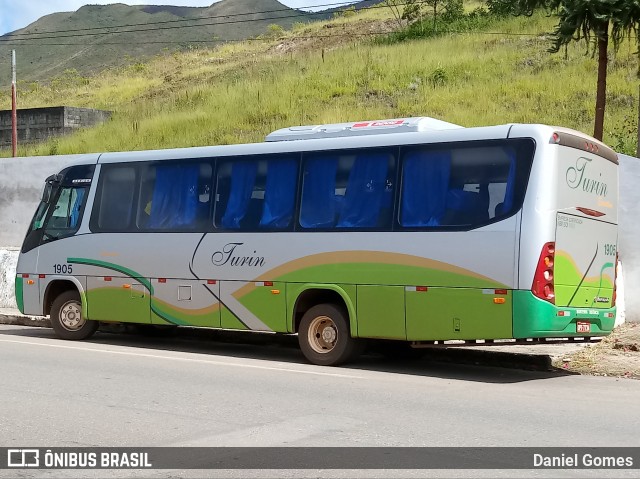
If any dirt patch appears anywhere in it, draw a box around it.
[267,19,399,56]
[552,323,640,379]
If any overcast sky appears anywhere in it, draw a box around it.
[0,0,354,36]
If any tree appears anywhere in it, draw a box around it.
[384,0,424,27]
[499,0,640,141]
[612,1,640,76]
[385,0,464,30]
[422,0,465,29]
[384,0,405,28]
[549,1,621,141]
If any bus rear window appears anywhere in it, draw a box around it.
[399,140,533,229]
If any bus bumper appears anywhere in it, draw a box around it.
[512,290,616,338]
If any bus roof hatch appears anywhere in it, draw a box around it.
[265,117,463,142]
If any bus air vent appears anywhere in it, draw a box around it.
[265,117,463,142]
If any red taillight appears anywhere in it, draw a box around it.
[532,242,555,304]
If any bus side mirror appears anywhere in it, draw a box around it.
[42,174,62,203]
[42,184,53,204]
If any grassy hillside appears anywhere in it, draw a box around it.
[0,0,325,81]
[0,4,638,157]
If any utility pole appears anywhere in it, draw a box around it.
[11,50,17,157]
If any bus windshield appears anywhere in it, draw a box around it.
[22,165,95,253]
[38,186,88,239]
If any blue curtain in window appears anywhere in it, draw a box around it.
[337,154,389,228]
[446,189,473,211]
[401,151,451,226]
[221,161,258,229]
[260,159,297,228]
[445,185,490,224]
[501,148,517,213]
[300,156,338,228]
[149,165,199,229]
[69,188,85,228]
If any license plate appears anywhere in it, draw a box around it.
[576,321,591,333]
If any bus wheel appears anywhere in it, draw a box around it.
[50,290,98,340]
[298,304,361,366]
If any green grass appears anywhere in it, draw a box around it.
[1,7,639,157]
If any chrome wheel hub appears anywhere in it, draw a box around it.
[308,316,338,354]
[59,301,85,331]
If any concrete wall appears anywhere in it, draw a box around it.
[617,154,640,322]
[0,155,91,247]
[0,106,111,147]
[0,153,638,320]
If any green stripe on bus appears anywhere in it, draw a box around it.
[15,277,24,314]
[67,257,154,295]
[150,302,190,326]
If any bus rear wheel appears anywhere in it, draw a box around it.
[298,304,361,366]
[50,290,98,340]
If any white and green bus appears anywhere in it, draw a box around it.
[16,117,618,366]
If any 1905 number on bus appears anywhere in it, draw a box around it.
[53,264,73,274]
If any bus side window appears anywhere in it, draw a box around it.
[400,150,451,227]
[137,162,211,231]
[216,160,258,230]
[215,156,297,231]
[300,155,338,229]
[95,166,136,231]
[259,158,297,229]
[337,153,394,228]
[300,149,395,230]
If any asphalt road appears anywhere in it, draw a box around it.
[1,324,639,478]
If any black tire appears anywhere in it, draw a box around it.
[50,290,98,340]
[298,303,362,366]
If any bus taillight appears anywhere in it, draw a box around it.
[532,242,555,304]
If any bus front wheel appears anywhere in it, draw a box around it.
[298,304,361,366]
[50,290,98,340]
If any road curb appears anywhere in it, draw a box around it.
[0,313,50,328]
